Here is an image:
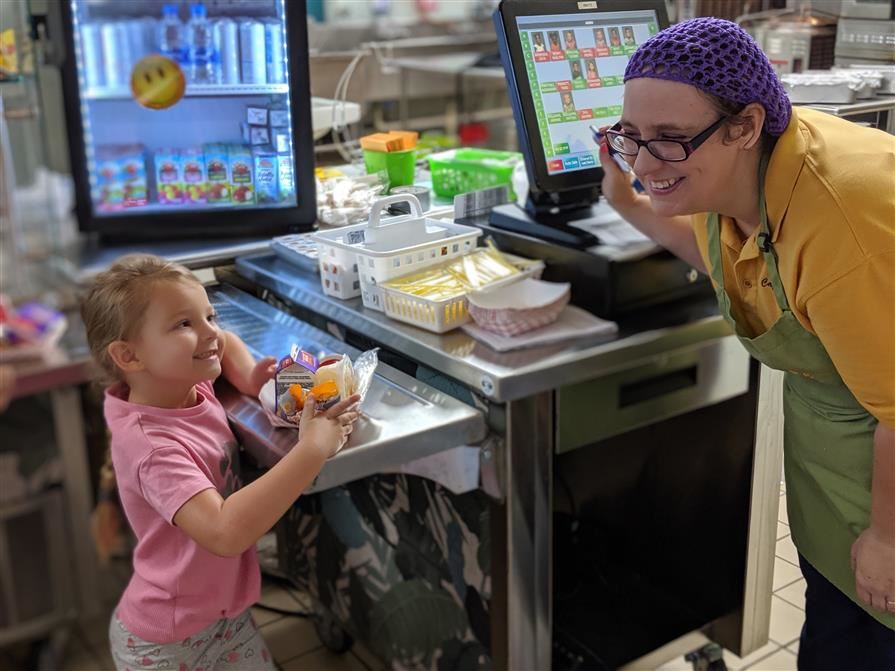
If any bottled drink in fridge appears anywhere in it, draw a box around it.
[213,18,240,85]
[127,18,157,63]
[264,21,285,84]
[239,20,267,84]
[186,2,217,84]
[158,3,184,63]
[80,22,105,89]
[101,22,129,89]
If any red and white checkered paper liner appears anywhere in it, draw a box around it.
[468,292,570,338]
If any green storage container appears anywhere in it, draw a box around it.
[427,148,522,199]
[363,148,416,188]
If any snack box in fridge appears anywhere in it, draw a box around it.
[154,149,184,205]
[228,144,255,205]
[277,154,295,203]
[246,106,268,125]
[204,143,231,204]
[241,122,271,146]
[269,108,289,127]
[181,147,207,205]
[272,129,290,154]
[253,147,278,204]
[95,145,147,211]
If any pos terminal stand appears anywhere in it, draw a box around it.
[489,0,669,249]
[489,186,601,248]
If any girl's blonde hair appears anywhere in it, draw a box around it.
[80,254,201,384]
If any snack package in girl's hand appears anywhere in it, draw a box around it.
[259,346,378,428]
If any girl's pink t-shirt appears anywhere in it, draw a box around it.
[104,380,260,643]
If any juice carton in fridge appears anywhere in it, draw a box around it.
[204,143,230,204]
[119,145,148,208]
[181,147,207,205]
[154,149,184,204]
[228,144,255,205]
[96,146,125,211]
[277,154,294,203]
[253,147,278,204]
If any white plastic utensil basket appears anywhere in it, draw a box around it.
[312,194,481,310]
[380,255,545,334]
[315,243,362,300]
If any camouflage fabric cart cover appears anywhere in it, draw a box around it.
[277,474,492,671]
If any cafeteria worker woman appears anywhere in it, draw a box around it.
[598,18,895,670]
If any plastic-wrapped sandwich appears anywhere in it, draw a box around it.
[267,345,377,426]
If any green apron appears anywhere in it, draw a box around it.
[706,155,894,629]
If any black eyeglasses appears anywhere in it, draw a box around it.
[605,116,729,162]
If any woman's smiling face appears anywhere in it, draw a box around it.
[620,78,742,218]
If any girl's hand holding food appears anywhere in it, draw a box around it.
[298,393,361,458]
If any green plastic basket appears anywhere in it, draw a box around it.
[427,148,522,199]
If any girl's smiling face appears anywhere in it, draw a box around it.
[128,279,222,387]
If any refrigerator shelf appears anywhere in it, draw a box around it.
[83,83,290,100]
[95,199,294,217]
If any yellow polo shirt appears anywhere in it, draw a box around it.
[692,107,895,427]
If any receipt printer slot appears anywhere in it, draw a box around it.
[619,366,698,408]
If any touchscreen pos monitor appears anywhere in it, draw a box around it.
[492,1,668,247]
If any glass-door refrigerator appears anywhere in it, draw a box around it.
[54,0,316,239]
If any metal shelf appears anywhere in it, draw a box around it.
[93,199,294,217]
[83,83,290,100]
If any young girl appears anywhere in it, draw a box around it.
[81,254,360,671]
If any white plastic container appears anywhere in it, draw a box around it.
[847,64,895,95]
[782,72,859,104]
[381,255,545,334]
[312,195,481,310]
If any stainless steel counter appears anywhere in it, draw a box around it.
[230,252,777,671]
[208,285,487,493]
[235,253,734,403]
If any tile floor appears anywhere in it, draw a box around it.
[41,487,803,671]
[52,574,385,671]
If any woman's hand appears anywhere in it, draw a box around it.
[597,130,639,212]
[298,393,362,459]
[851,526,895,613]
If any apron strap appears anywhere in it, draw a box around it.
[707,152,792,314]
[756,152,791,313]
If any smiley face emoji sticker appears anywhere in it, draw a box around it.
[130,55,186,110]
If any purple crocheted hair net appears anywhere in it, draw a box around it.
[624,18,791,136]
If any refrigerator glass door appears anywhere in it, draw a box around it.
[69,0,296,219]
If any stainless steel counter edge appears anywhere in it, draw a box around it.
[208,285,488,491]
[236,253,734,403]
